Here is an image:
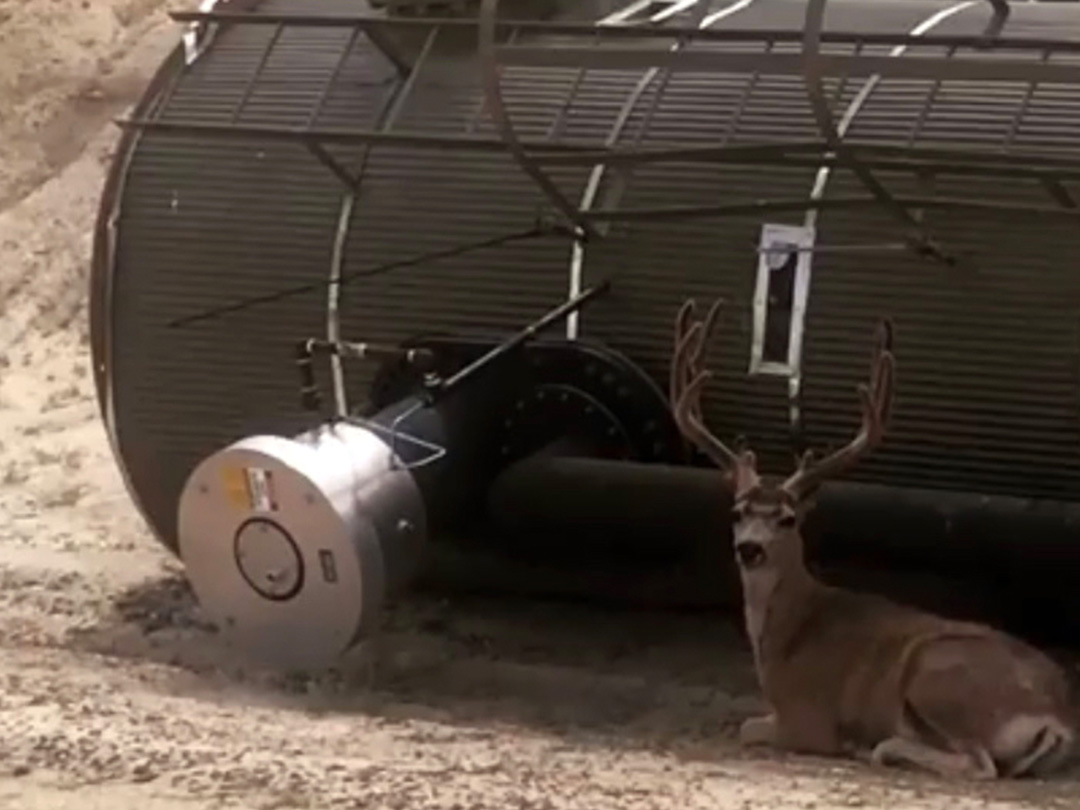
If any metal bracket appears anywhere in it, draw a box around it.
[294,338,437,414]
[749,223,815,379]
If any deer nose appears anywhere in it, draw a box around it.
[735,541,767,569]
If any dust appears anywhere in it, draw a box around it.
[0,1,1078,807]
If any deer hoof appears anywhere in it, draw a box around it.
[964,747,998,781]
[739,714,778,748]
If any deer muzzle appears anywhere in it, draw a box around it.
[735,540,767,569]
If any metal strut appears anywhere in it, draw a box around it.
[432,280,612,398]
[322,24,436,420]
[981,0,1010,42]
[801,0,951,265]
[565,0,756,339]
[124,7,1080,231]
[531,141,1080,185]
[478,0,598,240]
[784,0,979,457]
[565,0,721,339]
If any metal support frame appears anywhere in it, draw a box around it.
[323,25,440,420]
[801,0,951,265]
[167,10,1080,57]
[163,9,439,193]
[565,0,729,339]
[132,7,1080,231]
[579,194,1080,223]
[533,141,1080,183]
[774,0,980,450]
[431,280,612,398]
[478,0,597,239]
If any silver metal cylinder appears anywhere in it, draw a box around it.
[177,420,426,671]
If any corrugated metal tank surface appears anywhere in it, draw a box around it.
[100,0,1080,552]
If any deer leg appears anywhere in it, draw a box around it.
[871,736,997,780]
[995,715,1075,778]
[841,740,877,765]
[739,713,779,748]
[897,637,1076,780]
[741,710,846,758]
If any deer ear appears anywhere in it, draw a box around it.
[777,505,798,528]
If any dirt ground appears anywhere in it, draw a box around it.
[2,1,1080,808]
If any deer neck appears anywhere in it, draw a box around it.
[741,542,820,684]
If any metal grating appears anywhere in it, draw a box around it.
[96,0,1080,552]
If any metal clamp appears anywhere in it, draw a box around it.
[294,338,437,415]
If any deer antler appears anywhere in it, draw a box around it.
[670,299,721,425]
[670,298,758,490]
[781,318,895,500]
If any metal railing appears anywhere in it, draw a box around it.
[117,1,1080,263]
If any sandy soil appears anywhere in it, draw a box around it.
[2,1,1080,808]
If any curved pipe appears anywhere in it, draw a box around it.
[477,0,595,239]
[802,1,978,227]
[801,0,949,265]
[786,0,978,436]
[566,0,758,339]
[323,27,437,418]
[326,193,355,418]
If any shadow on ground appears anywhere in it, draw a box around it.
[67,569,762,747]
[62,569,1080,806]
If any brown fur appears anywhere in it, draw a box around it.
[737,536,1075,778]
[668,299,1077,780]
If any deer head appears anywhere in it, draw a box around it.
[670,299,895,576]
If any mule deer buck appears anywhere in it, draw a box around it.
[670,298,1076,780]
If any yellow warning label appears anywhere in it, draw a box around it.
[221,466,252,510]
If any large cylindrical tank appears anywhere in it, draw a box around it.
[92,0,1080,659]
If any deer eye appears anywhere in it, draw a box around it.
[777,512,797,529]
[730,507,745,523]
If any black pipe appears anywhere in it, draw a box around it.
[489,454,1080,558]
[432,280,610,397]
[488,454,730,556]
[484,454,1080,641]
[360,380,509,536]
